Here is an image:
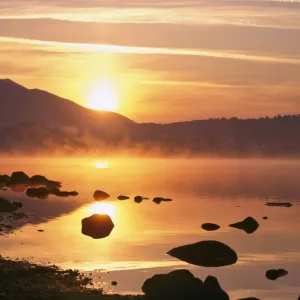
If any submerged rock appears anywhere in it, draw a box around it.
[49,188,78,197]
[10,172,30,184]
[266,202,293,207]
[167,240,238,267]
[93,190,110,201]
[201,223,220,231]
[117,195,130,200]
[26,187,49,199]
[0,198,22,212]
[142,269,229,300]
[81,214,114,239]
[265,269,288,280]
[229,217,259,234]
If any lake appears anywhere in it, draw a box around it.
[0,157,300,299]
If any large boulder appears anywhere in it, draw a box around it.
[0,198,22,212]
[167,240,238,267]
[265,269,288,280]
[201,223,220,231]
[142,270,229,300]
[229,217,259,234]
[10,171,30,184]
[93,190,110,201]
[81,214,114,239]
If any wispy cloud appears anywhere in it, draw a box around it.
[1,36,300,65]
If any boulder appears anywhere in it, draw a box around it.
[265,269,288,280]
[117,195,130,200]
[167,240,238,267]
[26,187,49,199]
[201,223,220,231]
[81,214,114,239]
[0,198,22,212]
[229,217,259,234]
[10,171,30,184]
[93,190,110,201]
[142,269,229,300]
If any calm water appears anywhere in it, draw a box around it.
[1,157,300,299]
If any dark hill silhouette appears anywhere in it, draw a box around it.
[0,79,133,131]
[1,79,300,156]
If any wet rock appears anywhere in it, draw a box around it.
[0,198,22,212]
[10,172,30,184]
[81,214,114,239]
[26,187,49,199]
[167,240,238,267]
[201,223,220,231]
[263,216,268,220]
[134,196,144,203]
[229,217,259,234]
[142,269,229,300]
[265,269,288,280]
[93,190,110,201]
[266,202,293,207]
[111,281,118,286]
[49,188,78,197]
[117,195,130,200]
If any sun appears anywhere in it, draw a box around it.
[88,203,116,219]
[87,81,118,111]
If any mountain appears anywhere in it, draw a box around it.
[1,79,300,156]
[0,79,133,131]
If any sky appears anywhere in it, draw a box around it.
[1,0,300,122]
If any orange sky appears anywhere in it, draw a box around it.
[1,0,300,122]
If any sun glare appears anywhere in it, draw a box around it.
[87,81,118,111]
[88,203,116,219]
[95,161,108,169]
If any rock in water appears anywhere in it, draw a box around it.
[201,223,220,231]
[265,269,288,280]
[238,298,261,300]
[229,217,259,234]
[266,202,293,207]
[10,171,30,184]
[93,190,110,201]
[26,187,49,199]
[81,214,114,239]
[118,195,130,200]
[111,281,118,286]
[49,188,78,197]
[134,196,144,203]
[0,198,22,212]
[153,197,173,204]
[167,240,238,267]
[142,269,229,300]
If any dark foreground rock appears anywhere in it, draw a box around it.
[142,269,229,300]
[81,214,114,239]
[229,217,259,234]
[266,202,293,207]
[118,195,130,200]
[167,240,238,267]
[93,190,110,201]
[0,198,22,212]
[201,223,220,231]
[0,257,142,300]
[265,269,288,280]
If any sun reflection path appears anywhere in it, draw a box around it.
[88,203,116,220]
